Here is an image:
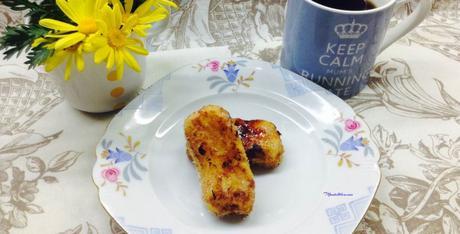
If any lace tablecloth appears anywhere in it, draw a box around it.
[1,1,459,233]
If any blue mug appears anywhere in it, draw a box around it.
[281,0,431,99]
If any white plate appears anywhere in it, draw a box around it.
[93,58,380,234]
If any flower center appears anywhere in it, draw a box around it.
[64,43,80,52]
[78,18,98,35]
[108,30,127,48]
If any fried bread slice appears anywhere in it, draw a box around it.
[184,105,255,217]
[234,118,284,169]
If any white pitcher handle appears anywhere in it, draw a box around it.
[380,0,432,52]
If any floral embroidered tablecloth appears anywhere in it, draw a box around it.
[1,0,459,233]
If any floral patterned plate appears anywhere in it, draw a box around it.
[93,58,380,234]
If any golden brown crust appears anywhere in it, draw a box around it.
[233,118,284,169]
[184,105,255,217]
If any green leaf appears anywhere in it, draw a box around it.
[324,129,340,144]
[210,80,226,89]
[0,24,51,65]
[218,83,233,93]
[123,163,131,182]
[321,138,338,152]
[129,163,141,180]
[334,125,343,139]
[207,76,222,81]
[25,46,53,68]
[133,154,147,172]
[364,147,369,157]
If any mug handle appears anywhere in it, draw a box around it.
[379,0,432,52]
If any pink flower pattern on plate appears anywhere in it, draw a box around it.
[207,60,220,72]
[344,119,361,132]
[101,167,120,183]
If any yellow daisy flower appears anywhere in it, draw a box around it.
[45,43,85,80]
[111,0,176,37]
[38,0,107,50]
[90,4,149,80]
[32,34,84,80]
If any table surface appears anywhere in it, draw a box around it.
[1,1,459,233]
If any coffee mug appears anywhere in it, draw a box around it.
[281,0,432,99]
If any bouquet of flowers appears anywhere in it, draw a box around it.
[0,0,176,80]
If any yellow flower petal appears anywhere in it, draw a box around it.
[64,56,73,80]
[135,0,155,16]
[56,0,80,22]
[139,6,168,22]
[123,15,138,33]
[68,0,84,16]
[124,0,134,13]
[75,51,85,72]
[95,46,111,64]
[113,4,123,28]
[76,56,85,72]
[88,35,108,49]
[133,25,151,37]
[94,36,109,46]
[77,44,84,54]
[155,0,178,9]
[107,49,115,69]
[139,13,167,24]
[44,43,56,49]
[95,0,109,16]
[45,50,67,72]
[39,19,78,32]
[95,19,108,35]
[126,44,148,55]
[82,36,95,52]
[44,33,68,38]
[122,49,141,72]
[55,32,86,50]
[102,5,117,30]
[82,0,96,17]
[110,0,123,10]
[32,37,47,48]
[115,50,125,80]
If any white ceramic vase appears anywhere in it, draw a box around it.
[48,54,146,113]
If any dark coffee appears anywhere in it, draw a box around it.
[313,0,377,11]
